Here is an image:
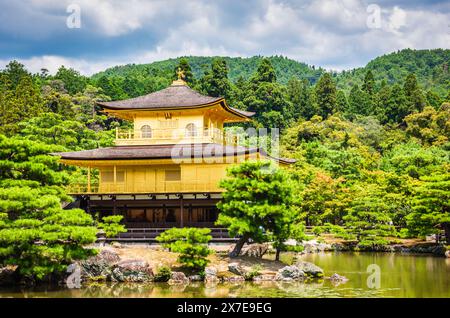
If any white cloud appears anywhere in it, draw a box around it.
[0,0,448,74]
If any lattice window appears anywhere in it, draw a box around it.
[140,125,152,138]
[185,123,197,137]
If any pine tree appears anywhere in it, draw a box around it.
[199,58,231,98]
[407,165,450,243]
[348,84,371,117]
[343,183,396,248]
[426,90,442,109]
[362,70,375,95]
[384,84,409,124]
[336,90,349,113]
[216,161,304,260]
[251,58,277,84]
[404,73,426,113]
[54,66,88,95]
[314,73,336,118]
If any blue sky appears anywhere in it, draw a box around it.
[0,0,449,75]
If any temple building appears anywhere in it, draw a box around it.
[53,72,294,241]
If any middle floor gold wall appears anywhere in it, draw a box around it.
[98,163,230,193]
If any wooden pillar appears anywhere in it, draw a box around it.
[87,167,91,193]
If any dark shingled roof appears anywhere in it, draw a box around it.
[97,84,254,118]
[52,143,295,164]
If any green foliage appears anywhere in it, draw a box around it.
[0,134,98,281]
[97,215,127,238]
[156,228,212,272]
[54,66,88,95]
[404,105,450,146]
[198,58,231,98]
[407,165,450,243]
[153,265,172,282]
[343,183,397,248]
[314,73,337,118]
[381,142,449,179]
[312,223,354,240]
[217,161,304,258]
[0,62,44,135]
[336,48,450,96]
[244,264,264,280]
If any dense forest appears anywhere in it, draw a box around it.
[0,48,449,280]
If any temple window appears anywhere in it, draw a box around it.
[140,125,152,138]
[185,123,197,137]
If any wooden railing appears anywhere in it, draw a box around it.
[66,183,99,194]
[115,127,239,146]
[66,182,222,194]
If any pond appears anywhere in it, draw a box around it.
[0,252,449,298]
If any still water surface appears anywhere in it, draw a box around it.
[1,252,449,298]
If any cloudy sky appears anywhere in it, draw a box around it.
[0,0,449,75]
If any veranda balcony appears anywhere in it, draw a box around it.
[115,127,239,146]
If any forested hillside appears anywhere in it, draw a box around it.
[92,49,450,97]
[92,55,324,86]
[336,49,450,95]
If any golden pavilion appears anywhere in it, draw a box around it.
[53,72,294,240]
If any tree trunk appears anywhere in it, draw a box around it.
[275,248,281,261]
[229,235,248,258]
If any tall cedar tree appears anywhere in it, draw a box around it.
[314,73,336,118]
[200,58,231,98]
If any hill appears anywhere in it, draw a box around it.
[91,55,324,85]
[334,49,450,96]
[91,49,449,97]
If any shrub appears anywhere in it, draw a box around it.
[97,215,127,238]
[156,228,212,272]
[154,266,172,282]
[244,264,263,280]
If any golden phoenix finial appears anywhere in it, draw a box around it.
[176,67,185,80]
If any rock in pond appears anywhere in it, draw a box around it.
[204,266,218,276]
[228,263,246,276]
[253,273,278,282]
[328,273,349,283]
[188,275,203,282]
[168,272,189,285]
[295,261,324,278]
[80,249,121,279]
[275,266,305,281]
[222,275,245,283]
[240,244,269,258]
[111,259,153,283]
[204,266,219,284]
